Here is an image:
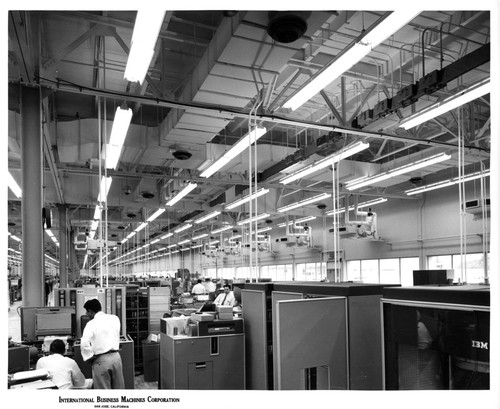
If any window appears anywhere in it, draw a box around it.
[452,253,487,284]
[360,259,379,283]
[380,259,400,284]
[296,263,307,281]
[346,260,361,282]
[428,255,452,270]
[400,257,419,286]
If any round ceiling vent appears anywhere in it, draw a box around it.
[126,212,137,219]
[117,225,126,230]
[409,176,424,185]
[8,221,16,226]
[267,12,309,43]
[317,203,327,210]
[141,191,155,199]
[172,150,192,160]
[265,219,273,224]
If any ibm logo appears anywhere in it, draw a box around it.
[472,340,488,350]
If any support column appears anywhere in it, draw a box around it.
[58,204,68,288]
[21,85,44,307]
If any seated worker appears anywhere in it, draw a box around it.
[36,339,92,389]
[214,284,236,307]
[191,279,206,295]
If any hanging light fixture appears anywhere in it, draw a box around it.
[346,152,451,190]
[124,10,166,84]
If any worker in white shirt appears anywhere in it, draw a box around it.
[214,284,236,306]
[36,339,92,389]
[191,279,206,295]
[203,278,216,293]
[80,298,124,389]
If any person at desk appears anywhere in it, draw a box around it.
[214,284,236,306]
[80,299,124,389]
[36,339,92,389]
[191,279,206,295]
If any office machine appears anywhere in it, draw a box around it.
[20,306,76,343]
[159,317,245,389]
[242,282,398,390]
[413,269,454,285]
[73,334,135,389]
[382,285,490,390]
[8,346,31,374]
[56,286,126,337]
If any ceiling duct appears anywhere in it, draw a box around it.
[267,11,310,43]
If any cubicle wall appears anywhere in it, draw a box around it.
[241,289,269,390]
[274,297,348,390]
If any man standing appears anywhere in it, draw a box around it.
[191,279,206,295]
[80,298,124,389]
[36,339,92,389]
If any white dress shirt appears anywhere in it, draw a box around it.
[80,311,121,361]
[36,353,86,389]
[191,283,206,295]
[214,291,236,306]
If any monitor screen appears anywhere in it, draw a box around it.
[35,310,73,337]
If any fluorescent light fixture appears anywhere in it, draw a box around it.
[180,247,190,252]
[124,10,166,84]
[192,233,208,240]
[277,193,331,213]
[346,152,451,191]
[174,223,192,234]
[212,225,233,234]
[225,188,270,210]
[399,78,490,130]
[105,107,133,170]
[147,208,166,222]
[194,211,221,224]
[150,238,160,245]
[134,222,148,232]
[93,206,101,221]
[325,197,388,216]
[280,141,369,184]
[125,231,136,240]
[257,226,272,233]
[208,240,220,245]
[200,126,267,178]
[8,172,22,198]
[170,250,179,254]
[160,232,174,240]
[278,215,317,228]
[191,244,202,249]
[405,170,490,195]
[178,239,191,245]
[97,176,113,202]
[10,234,21,242]
[283,10,420,111]
[237,213,270,226]
[167,244,177,249]
[166,183,198,206]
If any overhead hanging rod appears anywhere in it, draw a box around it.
[31,77,490,156]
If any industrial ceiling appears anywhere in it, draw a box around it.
[7,9,491,270]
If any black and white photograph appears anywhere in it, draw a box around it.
[4,1,499,408]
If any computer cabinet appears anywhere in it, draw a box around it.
[148,286,171,333]
[126,287,149,371]
[159,318,245,389]
[382,285,490,390]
